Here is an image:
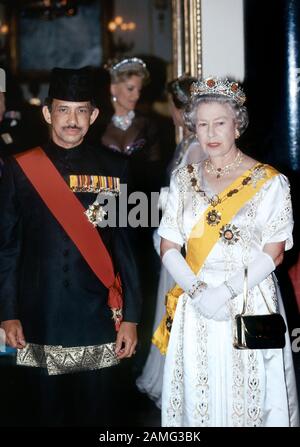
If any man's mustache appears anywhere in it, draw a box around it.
[63,125,82,130]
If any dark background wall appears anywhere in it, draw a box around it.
[244,0,300,173]
[19,2,102,70]
[244,0,300,325]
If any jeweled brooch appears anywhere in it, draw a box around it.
[166,316,173,332]
[85,202,107,227]
[219,224,240,245]
[206,210,221,226]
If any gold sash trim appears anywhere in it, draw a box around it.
[16,342,119,375]
[153,163,279,354]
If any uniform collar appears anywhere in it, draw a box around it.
[45,140,85,160]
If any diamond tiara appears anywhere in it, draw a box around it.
[110,57,147,73]
[191,77,246,106]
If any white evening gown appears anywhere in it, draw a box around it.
[157,162,299,427]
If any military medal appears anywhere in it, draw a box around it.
[69,174,120,194]
[85,202,107,227]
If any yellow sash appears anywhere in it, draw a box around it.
[152,163,278,354]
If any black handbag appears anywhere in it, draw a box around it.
[233,267,286,350]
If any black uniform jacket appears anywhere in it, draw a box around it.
[0,140,141,347]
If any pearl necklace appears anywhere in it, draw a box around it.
[112,110,135,131]
[204,150,243,179]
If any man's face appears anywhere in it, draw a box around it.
[42,99,99,149]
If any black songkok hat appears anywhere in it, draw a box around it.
[48,67,94,102]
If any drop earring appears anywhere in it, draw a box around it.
[235,129,240,139]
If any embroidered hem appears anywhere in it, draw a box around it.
[16,342,119,375]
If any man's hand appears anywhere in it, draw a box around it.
[0,320,26,349]
[115,321,137,359]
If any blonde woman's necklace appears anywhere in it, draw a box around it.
[204,150,244,179]
[112,110,135,131]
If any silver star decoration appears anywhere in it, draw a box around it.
[85,202,107,227]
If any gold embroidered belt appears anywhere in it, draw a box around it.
[16,342,119,375]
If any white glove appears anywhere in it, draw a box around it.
[163,248,230,321]
[162,248,198,292]
[191,251,276,320]
[226,251,275,295]
[213,305,231,321]
[192,285,231,320]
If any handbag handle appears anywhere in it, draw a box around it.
[240,266,274,316]
[241,266,248,315]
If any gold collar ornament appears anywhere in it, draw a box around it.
[187,163,268,228]
[206,210,222,226]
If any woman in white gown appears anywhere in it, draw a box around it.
[154,77,299,426]
[136,75,206,407]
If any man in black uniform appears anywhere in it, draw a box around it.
[0,67,141,426]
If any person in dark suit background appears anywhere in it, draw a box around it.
[0,67,141,426]
[0,70,49,160]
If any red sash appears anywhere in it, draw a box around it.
[14,147,123,330]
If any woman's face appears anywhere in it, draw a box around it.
[111,75,143,114]
[195,101,237,158]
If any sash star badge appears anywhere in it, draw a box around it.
[219,224,240,245]
[85,202,107,227]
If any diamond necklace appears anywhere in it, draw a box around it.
[112,110,135,131]
[204,150,244,179]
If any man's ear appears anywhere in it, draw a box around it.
[90,107,99,125]
[42,106,52,125]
